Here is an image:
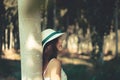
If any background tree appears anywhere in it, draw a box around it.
[115,0,119,58]
[18,0,44,79]
[85,0,115,63]
[0,0,6,57]
[55,0,116,64]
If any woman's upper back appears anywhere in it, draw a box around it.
[43,58,67,80]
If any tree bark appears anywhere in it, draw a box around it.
[18,0,43,80]
[115,0,119,58]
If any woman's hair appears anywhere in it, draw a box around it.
[42,38,58,67]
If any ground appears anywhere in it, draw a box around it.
[0,49,120,80]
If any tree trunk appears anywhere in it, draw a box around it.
[115,0,119,58]
[18,0,43,80]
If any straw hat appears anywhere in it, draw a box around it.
[42,29,64,48]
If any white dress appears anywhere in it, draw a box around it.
[44,68,67,80]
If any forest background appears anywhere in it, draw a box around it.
[0,0,120,80]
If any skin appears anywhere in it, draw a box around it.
[43,36,64,80]
[56,36,64,52]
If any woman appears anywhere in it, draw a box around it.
[42,29,67,80]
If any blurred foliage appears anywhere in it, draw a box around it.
[0,0,120,80]
[62,58,120,80]
[50,0,119,33]
[42,1,119,62]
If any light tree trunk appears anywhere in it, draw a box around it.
[18,0,43,80]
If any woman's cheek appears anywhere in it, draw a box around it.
[57,41,63,51]
[58,44,63,51]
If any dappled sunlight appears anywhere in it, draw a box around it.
[61,29,120,62]
[1,0,120,80]
[26,34,43,53]
[1,29,119,62]
[78,42,93,54]
[103,54,116,61]
[60,8,68,17]
[67,34,78,54]
[59,57,93,68]
[2,49,20,60]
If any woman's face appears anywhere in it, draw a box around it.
[56,36,64,52]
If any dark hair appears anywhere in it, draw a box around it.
[42,38,58,68]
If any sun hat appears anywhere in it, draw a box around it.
[42,29,64,48]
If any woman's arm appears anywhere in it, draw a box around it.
[50,59,61,80]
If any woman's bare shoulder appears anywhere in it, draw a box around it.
[49,58,61,68]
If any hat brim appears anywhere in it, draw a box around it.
[42,33,64,48]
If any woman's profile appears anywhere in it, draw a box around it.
[42,29,67,80]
